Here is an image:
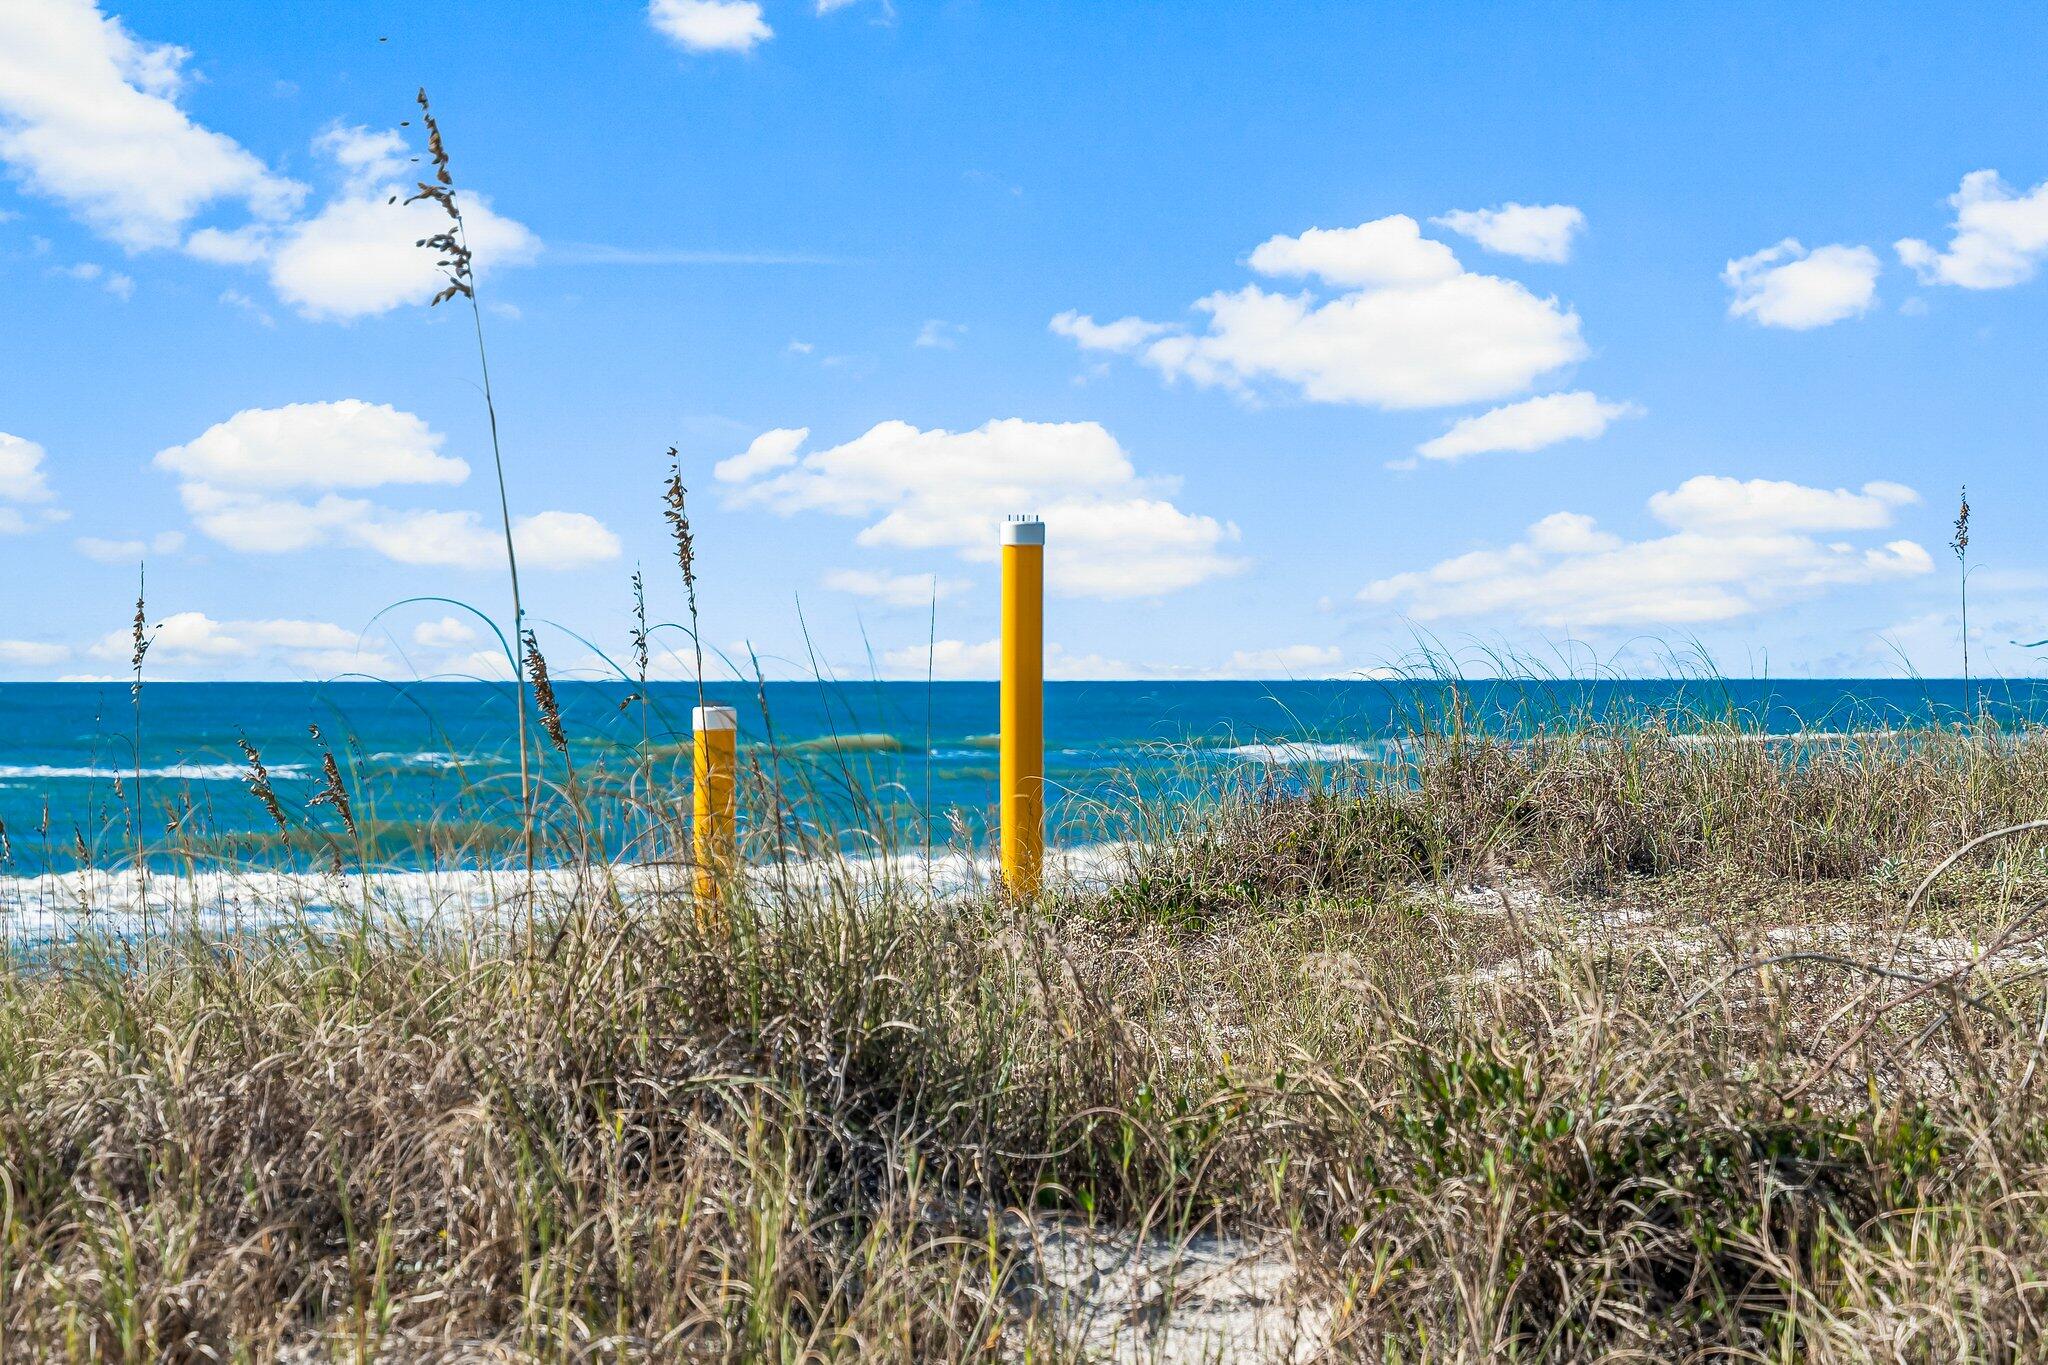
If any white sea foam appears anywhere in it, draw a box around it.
[0,762,310,781]
[0,845,1129,950]
[1663,728,1903,748]
[1224,742,1379,764]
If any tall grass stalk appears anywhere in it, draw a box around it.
[1953,485,1972,699]
[408,88,534,868]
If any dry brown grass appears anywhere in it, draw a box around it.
[5,720,2048,1359]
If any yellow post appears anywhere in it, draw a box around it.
[1000,515,1045,898]
[692,704,738,909]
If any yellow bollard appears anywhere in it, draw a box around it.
[692,704,738,910]
[1000,516,1045,898]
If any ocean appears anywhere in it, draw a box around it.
[0,677,2036,878]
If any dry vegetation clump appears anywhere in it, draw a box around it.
[1109,717,2048,924]
[5,723,2048,1359]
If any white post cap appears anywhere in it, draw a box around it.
[1001,514,1045,546]
[692,705,738,732]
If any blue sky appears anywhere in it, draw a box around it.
[4,0,2048,682]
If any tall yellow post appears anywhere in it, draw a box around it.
[692,704,738,909]
[1000,516,1045,898]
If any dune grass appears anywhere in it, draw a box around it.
[3,713,2048,1359]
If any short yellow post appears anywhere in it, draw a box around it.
[692,704,738,908]
[1000,516,1045,898]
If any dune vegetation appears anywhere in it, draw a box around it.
[5,713,2048,1361]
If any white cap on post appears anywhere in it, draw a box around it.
[1001,514,1045,546]
[692,705,738,731]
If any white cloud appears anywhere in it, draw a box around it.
[1644,476,1918,535]
[312,123,408,183]
[91,611,361,666]
[176,124,538,320]
[714,427,808,482]
[1417,391,1639,463]
[0,432,54,503]
[505,510,623,569]
[822,568,967,606]
[0,640,68,666]
[648,0,772,53]
[0,0,305,250]
[1897,170,2048,290]
[266,184,537,321]
[263,128,538,320]
[155,402,617,569]
[915,318,965,349]
[1723,239,1881,329]
[1431,203,1586,263]
[881,638,1138,680]
[343,507,622,571]
[175,484,367,554]
[722,419,1244,599]
[155,400,469,490]
[186,225,272,265]
[217,287,274,326]
[1049,311,1175,352]
[1362,476,1932,628]
[445,648,516,680]
[1247,216,1462,288]
[75,530,182,563]
[1222,644,1345,676]
[1060,215,1587,409]
[49,259,133,297]
[412,615,477,648]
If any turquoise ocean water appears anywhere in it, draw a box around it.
[0,678,2037,876]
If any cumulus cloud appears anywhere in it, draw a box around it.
[1362,476,1932,628]
[1246,216,1462,288]
[1724,239,1881,329]
[0,6,537,319]
[155,402,618,570]
[156,400,469,489]
[1048,311,1176,352]
[211,125,540,321]
[1897,170,2048,290]
[1417,391,1640,463]
[1644,476,1918,535]
[822,568,967,606]
[713,427,807,482]
[718,419,1244,599]
[75,531,182,563]
[648,0,772,53]
[0,0,305,250]
[412,615,478,648]
[0,432,54,504]
[1431,203,1586,263]
[1056,214,1586,409]
[89,611,390,676]
[915,318,966,349]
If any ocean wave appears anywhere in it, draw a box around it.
[366,751,469,769]
[1663,728,1904,748]
[0,844,1131,946]
[0,762,311,781]
[1225,742,1379,764]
